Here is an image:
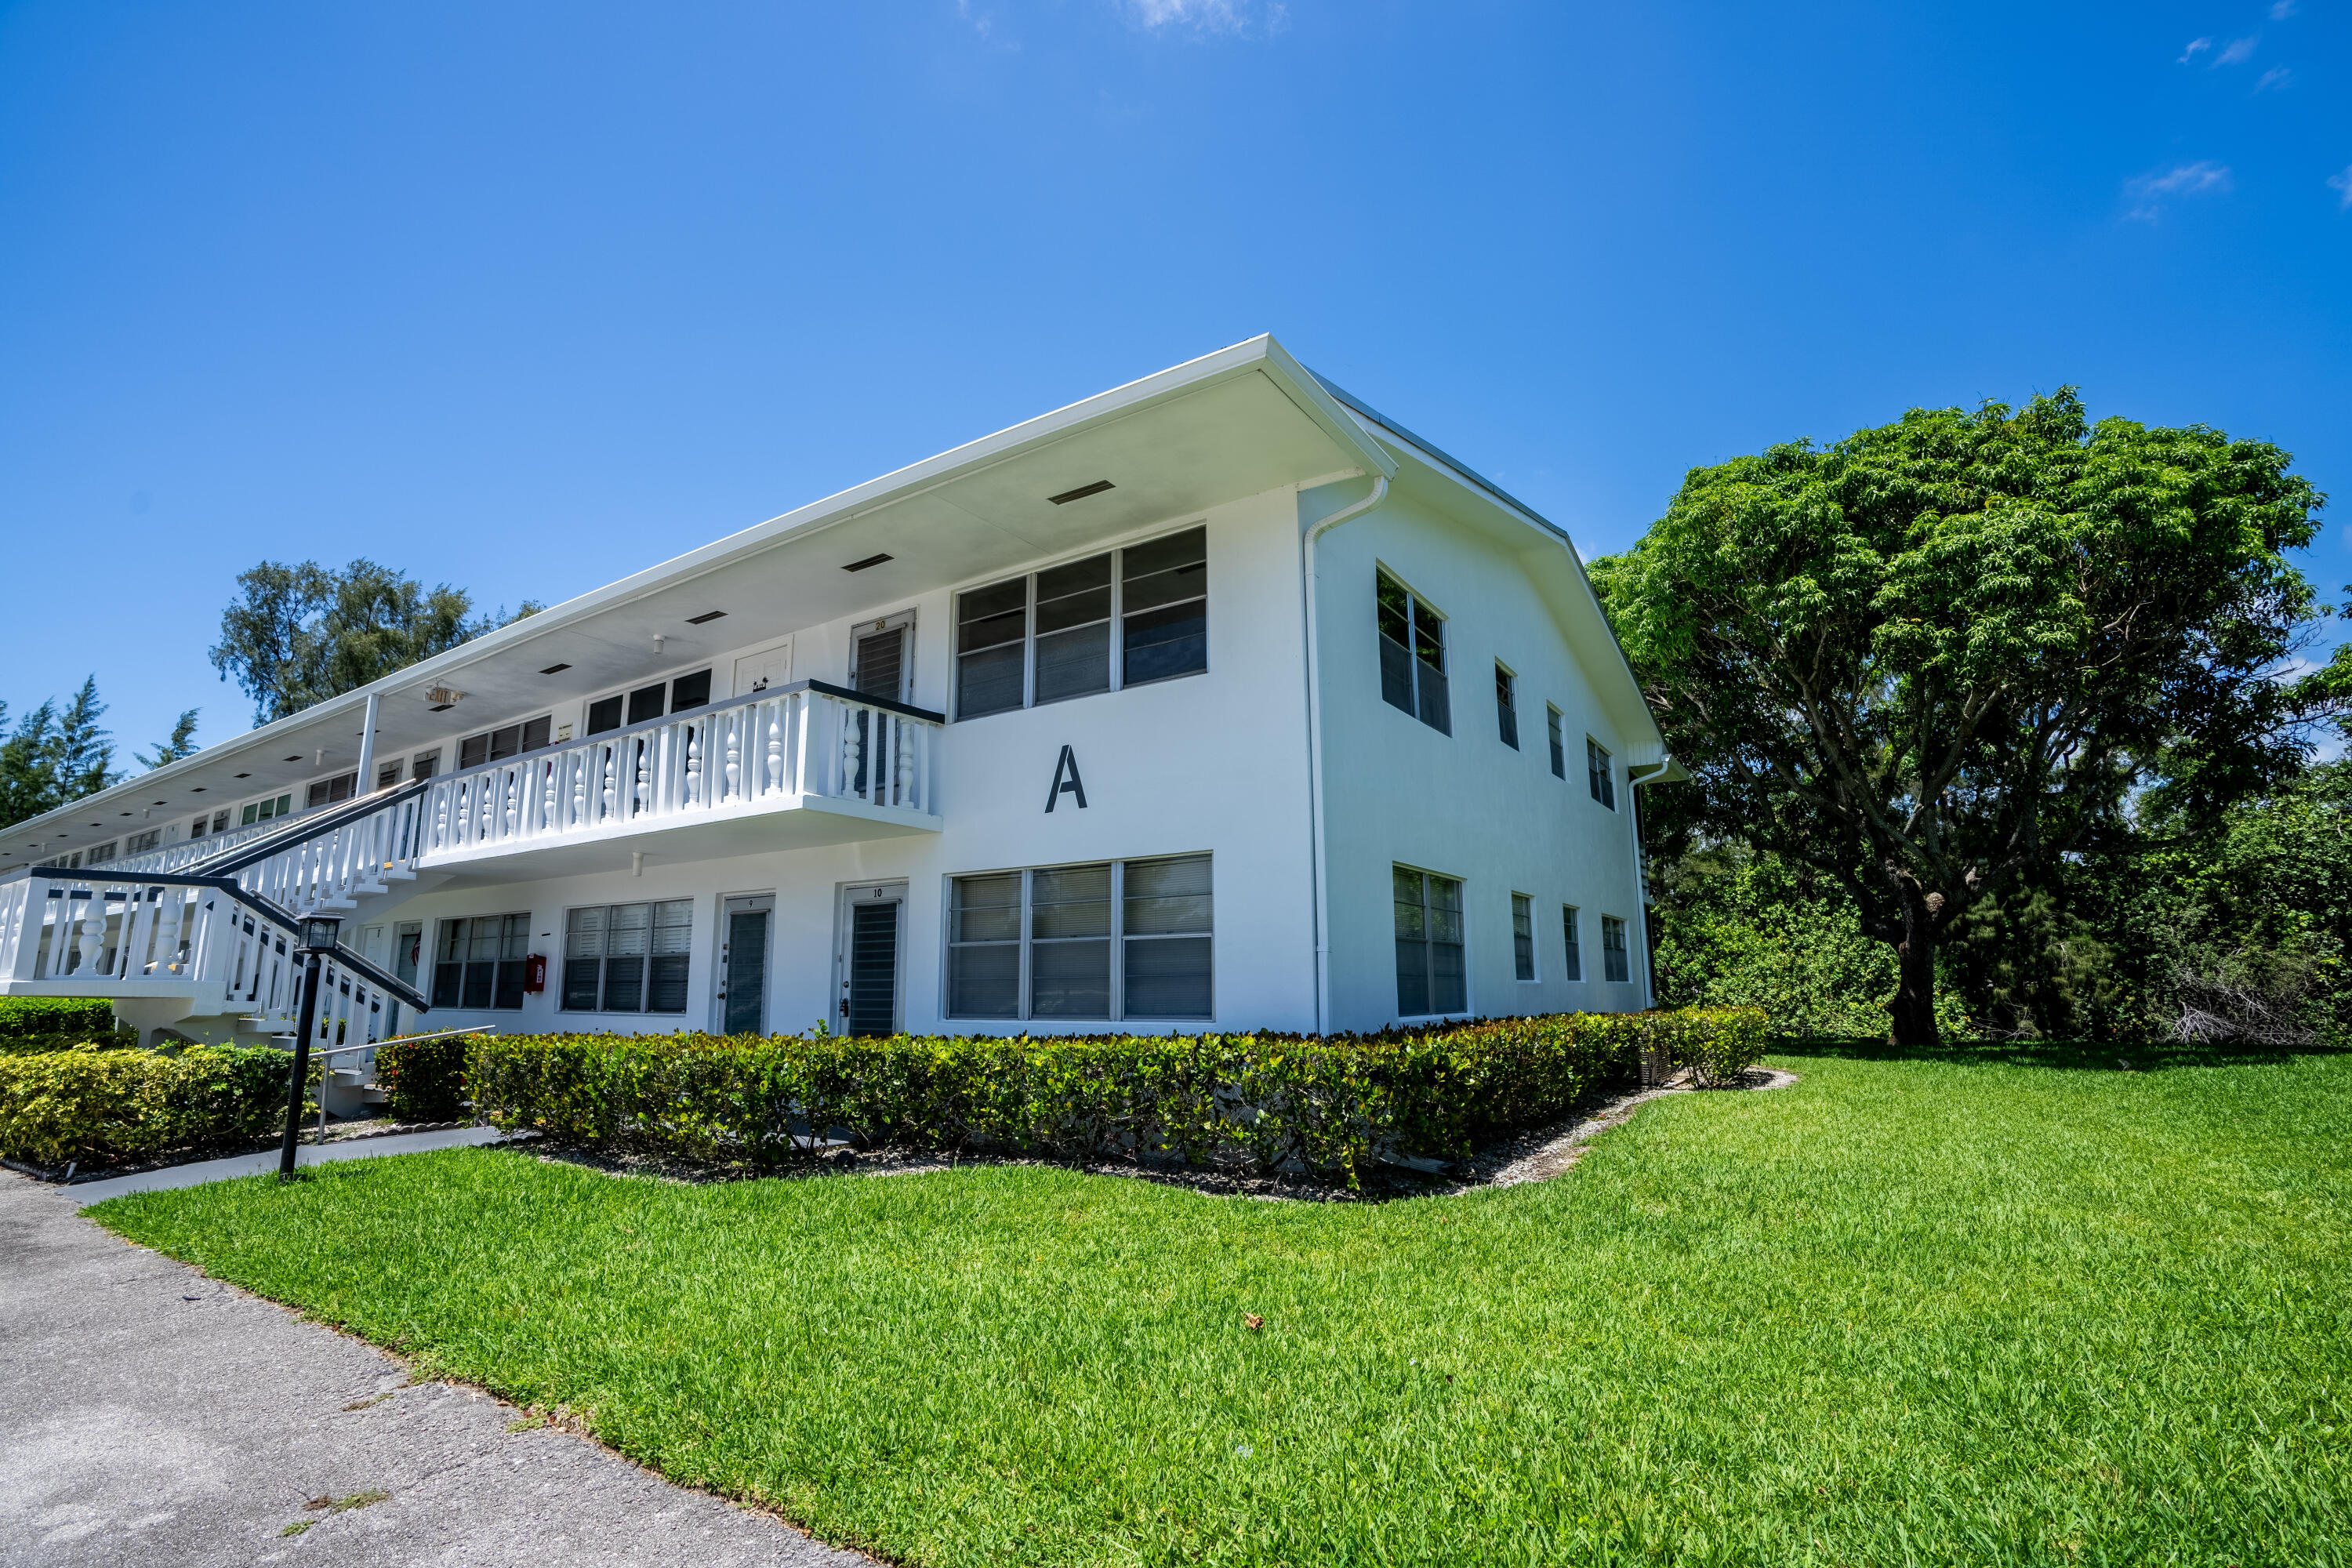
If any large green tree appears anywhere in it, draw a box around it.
[209,558,540,724]
[1592,390,2333,1045]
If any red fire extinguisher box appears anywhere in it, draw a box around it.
[524,953,548,993]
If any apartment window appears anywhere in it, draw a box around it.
[191,810,230,839]
[84,840,118,866]
[561,900,692,1014]
[456,715,554,771]
[1602,915,1632,983]
[1496,666,1519,750]
[411,749,441,782]
[1393,866,1465,1017]
[431,913,531,1011]
[1562,905,1583,981]
[376,760,402,789]
[1548,706,1566,779]
[586,671,712,738]
[126,829,162,855]
[1512,893,1536,981]
[1587,738,1616,808]
[306,771,358,809]
[946,854,1213,1020]
[1376,571,1450,735]
[953,527,1208,720]
[239,793,292,827]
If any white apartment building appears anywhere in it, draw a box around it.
[0,337,1680,1054]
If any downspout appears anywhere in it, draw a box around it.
[1299,472,1389,1036]
[1625,758,1673,1010]
[355,691,380,795]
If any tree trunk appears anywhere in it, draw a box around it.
[1888,887,1942,1048]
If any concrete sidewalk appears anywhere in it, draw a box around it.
[0,1171,866,1566]
[58,1126,521,1207]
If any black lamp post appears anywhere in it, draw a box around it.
[278,914,343,1182]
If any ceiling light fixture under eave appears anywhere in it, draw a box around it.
[1048,479,1116,505]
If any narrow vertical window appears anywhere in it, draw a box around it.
[1495,665,1519,750]
[1512,893,1535,981]
[1587,738,1616,808]
[947,873,1022,1018]
[1121,526,1207,685]
[956,577,1030,719]
[1562,905,1583,981]
[1547,706,1566,779]
[1123,854,1213,1018]
[1029,863,1112,1018]
[1376,571,1450,735]
[1393,867,1467,1017]
[1602,915,1632,983]
[1034,554,1113,703]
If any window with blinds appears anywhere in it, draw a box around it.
[456,715,554,771]
[562,900,692,1014]
[1377,572,1450,735]
[953,526,1207,720]
[946,854,1212,1020]
[1393,866,1466,1016]
[432,913,531,1011]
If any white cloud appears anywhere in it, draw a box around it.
[2331,164,2352,211]
[2125,161,2233,220]
[2256,65,2292,91]
[1120,0,1287,33]
[2270,0,2297,18]
[2216,35,2259,65]
[2180,36,2212,61]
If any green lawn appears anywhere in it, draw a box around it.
[92,1047,2352,1567]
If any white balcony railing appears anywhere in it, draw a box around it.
[411,682,940,864]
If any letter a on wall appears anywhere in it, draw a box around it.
[1044,745,1088,812]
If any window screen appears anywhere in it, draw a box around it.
[1562,905,1583,981]
[1122,855,1212,1018]
[946,872,1022,1018]
[1512,893,1535,981]
[1548,706,1566,779]
[1588,739,1616,808]
[1393,867,1466,1016]
[306,772,358,809]
[561,900,691,1014]
[1029,862,1112,1018]
[1495,666,1519,750]
[432,913,531,1011]
[956,579,1029,720]
[1377,572,1450,735]
[1121,527,1207,686]
[954,526,1207,720]
[1035,554,1113,704]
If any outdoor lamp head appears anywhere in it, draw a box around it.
[299,915,343,953]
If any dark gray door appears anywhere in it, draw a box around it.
[844,898,899,1036]
[720,898,771,1036]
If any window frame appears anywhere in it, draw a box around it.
[1494,663,1520,750]
[951,525,1209,722]
[430,912,532,1012]
[1392,863,1468,1018]
[1587,737,1617,809]
[943,853,1214,1022]
[558,898,695,1016]
[1562,904,1584,982]
[1376,568,1451,735]
[1511,891,1537,982]
[1547,706,1566,779]
[1601,914,1632,984]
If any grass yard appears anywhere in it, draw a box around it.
[92,1046,2352,1567]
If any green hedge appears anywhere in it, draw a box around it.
[0,997,118,1048]
[469,1008,1767,1183]
[376,1033,472,1123]
[0,1044,289,1168]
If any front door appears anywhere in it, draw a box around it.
[719,895,773,1036]
[837,883,904,1036]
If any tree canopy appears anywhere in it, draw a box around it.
[1592,389,2335,1045]
[209,557,541,725]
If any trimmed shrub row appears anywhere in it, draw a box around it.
[0,997,119,1049]
[0,1044,289,1168]
[374,1032,473,1123]
[463,1008,1767,1183]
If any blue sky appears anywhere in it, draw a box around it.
[3,0,2347,758]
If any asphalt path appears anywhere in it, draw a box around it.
[0,1170,868,1567]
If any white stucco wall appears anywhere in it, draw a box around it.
[1308,480,1650,1034]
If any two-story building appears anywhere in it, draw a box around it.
[0,336,1679,1054]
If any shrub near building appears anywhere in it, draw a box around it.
[0,1045,287,1168]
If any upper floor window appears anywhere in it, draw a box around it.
[1393,866,1465,1017]
[1587,738,1616,808]
[1562,905,1583,981]
[83,840,118,866]
[1377,571,1450,735]
[411,749,441,782]
[191,808,230,839]
[126,829,162,855]
[1495,664,1519,750]
[954,527,1207,720]
[586,671,711,739]
[1548,706,1566,779]
[306,771,358,809]
[458,716,554,771]
[239,792,293,828]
